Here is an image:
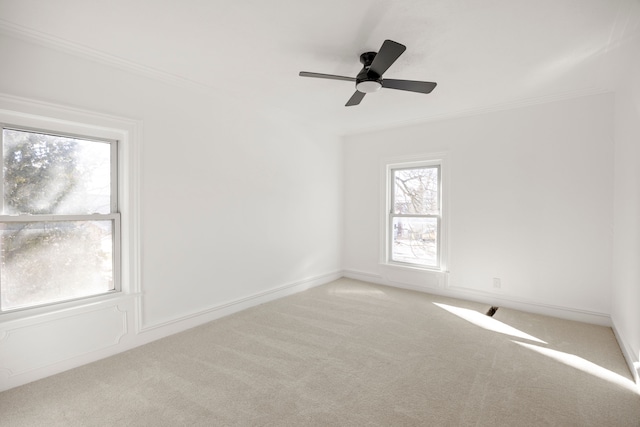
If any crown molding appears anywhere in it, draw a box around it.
[340,86,613,137]
[0,19,219,96]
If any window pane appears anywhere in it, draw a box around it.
[0,220,114,311]
[392,217,438,267]
[3,129,112,215]
[393,167,439,215]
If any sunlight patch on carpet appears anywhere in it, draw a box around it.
[513,341,639,394]
[434,303,547,344]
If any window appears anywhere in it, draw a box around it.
[0,126,119,312]
[386,159,444,269]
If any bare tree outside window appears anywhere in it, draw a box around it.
[391,166,440,267]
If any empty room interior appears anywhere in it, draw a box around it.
[0,0,639,425]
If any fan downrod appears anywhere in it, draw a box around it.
[359,52,377,67]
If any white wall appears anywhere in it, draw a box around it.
[611,27,640,383]
[0,34,342,390]
[1,23,637,391]
[343,93,614,323]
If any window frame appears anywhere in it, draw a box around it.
[382,154,448,272]
[389,164,441,269]
[0,124,121,313]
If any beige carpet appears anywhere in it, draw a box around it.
[1,278,638,426]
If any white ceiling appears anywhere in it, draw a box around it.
[0,0,637,134]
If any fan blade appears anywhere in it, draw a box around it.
[369,40,406,77]
[382,79,437,94]
[346,91,366,106]
[299,71,356,82]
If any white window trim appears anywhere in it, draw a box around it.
[0,93,141,321]
[380,152,449,272]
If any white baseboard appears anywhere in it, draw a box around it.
[136,271,342,344]
[0,270,341,392]
[611,319,640,388]
[2,269,625,393]
[342,269,611,326]
[341,269,387,285]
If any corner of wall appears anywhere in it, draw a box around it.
[611,317,640,387]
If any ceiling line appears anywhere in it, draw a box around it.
[0,19,231,99]
[341,86,613,137]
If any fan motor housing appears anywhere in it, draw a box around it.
[356,51,382,92]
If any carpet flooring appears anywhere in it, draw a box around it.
[1,278,638,426]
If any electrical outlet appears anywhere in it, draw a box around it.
[493,278,502,289]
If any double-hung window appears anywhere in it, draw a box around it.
[387,160,442,269]
[0,125,119,312]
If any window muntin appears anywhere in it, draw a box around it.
[389,164,441,269]
[0,126,119,312]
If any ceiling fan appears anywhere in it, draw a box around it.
[299,39,437,106]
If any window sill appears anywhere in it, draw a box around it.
[382,262,444,273]
[0,291,140,325]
